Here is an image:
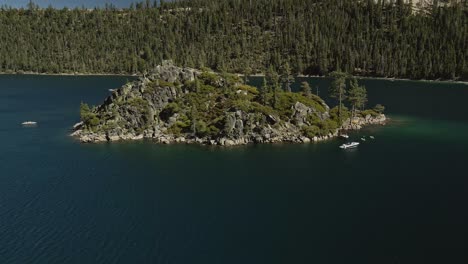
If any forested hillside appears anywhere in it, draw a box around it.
[0,0,467,80]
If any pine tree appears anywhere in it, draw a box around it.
[329,71,349,123]
[281,62,294,92]
[260,77,269,105]
[0,0,465,80]
[266,66,280,108]
[347,78,368,118]
[300,82,312,98]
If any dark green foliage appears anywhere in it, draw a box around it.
[300,82,312,98]
[167,113,191,136]
[280,62,294,92]
[0,0,465,80]
[127,97,150,120]
[320,119,340,135]
[374,104,386,114]
[276,91,326,119]
[259,77,269,105]
[329,71,349,123]
[155,80,175,88]
[80,102,99,129]
[305,114,340,136]
[198,71,222,88]
[237,84,259,95]
[302,125,320,138]
[160,102,180,120]
[266,66,280,108]
[329,106,351,126]
[348,78,368,115]
[359,109,380,117]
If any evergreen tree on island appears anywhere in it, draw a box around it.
[280,62,294,93]
[300,82,312,98]
[347,78,368,118]
[329,71,349,124]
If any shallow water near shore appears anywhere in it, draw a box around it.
[1,75,468,264]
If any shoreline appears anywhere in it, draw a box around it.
[243,73,468,85]
[352,75,468,85]
[2,71,466,85]
[0,71,137,77]
[73,115,387,146]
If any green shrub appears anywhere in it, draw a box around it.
[274,92,327,119]
[176,114,191,130]
[206,125,221,137]
[329,105,350,124]
[306,114,323,126]
[302,125,320,138]
[167,114,191,136]
[199,71,221,87]
[231,99,251,112]
[319,119,339,136]
[250,102,276,116]
[200,84,217,94]
[237,84,259,95]
[195,120,208,137]
[160,102,180,120]
[80,102,100,129]
[221,72,242,86]
[373,104,385,114]
[359,109,379,117]
[157,79,175,87]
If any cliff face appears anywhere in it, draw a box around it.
[72,62,386,146]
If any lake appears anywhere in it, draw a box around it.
[1,75,468,264]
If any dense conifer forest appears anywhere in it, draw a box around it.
[0,0,466,80]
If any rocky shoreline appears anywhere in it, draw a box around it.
[72,114,386,146]
[71,61,386,146]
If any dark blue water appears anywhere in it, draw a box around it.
[1,75,468,264]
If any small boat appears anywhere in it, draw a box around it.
[339,142,360,149]
[361,137,366,141]
[340,134,349,139]
[370,136,375,139]
[109,89,116,92]
[22,121,37,126]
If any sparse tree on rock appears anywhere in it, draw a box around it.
[348,77,368,118]
[300,81,312,98]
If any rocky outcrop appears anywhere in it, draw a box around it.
[341,114,386,130]
[291,102,329,126]
[72,61,386,146]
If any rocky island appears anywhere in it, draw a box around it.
[72,61,386,146]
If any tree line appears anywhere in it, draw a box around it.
[0,0,466,80]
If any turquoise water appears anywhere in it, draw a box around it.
[1,75,468,264]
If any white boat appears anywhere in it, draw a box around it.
[109,89,116,92]
[22,121,37,126]
[340,134,349,139]
[339,142,360,149]
[361,137,366,141]
[370,136,375,139]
